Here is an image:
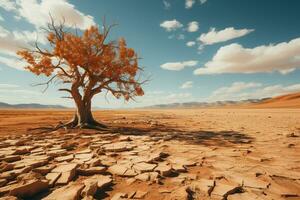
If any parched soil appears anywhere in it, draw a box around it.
[0,108,299,200]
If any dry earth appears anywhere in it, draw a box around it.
[0,109,299,200]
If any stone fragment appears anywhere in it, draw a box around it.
[0,178,7,187]
[77,166,106,176]
[211,182,244,199]
[155,162,173,176]
[96,175,113,188]
[47,149,67,157]
[45,172,61,187]
[227,192,260,200]
[102,142,136,152]
[111,192,127,200]
[133,162,157,173]
[81,179,98,198]
[171,164,186,172]
[0,196,18,200]
[134,190,148,199]
[169,157,197,167]
[2,155,21,163]
[135,173,150,182]
[76,149,92,154]
[52,163,78,185]
[75,153,93,162]
[0,162,14,172]
[85,158,101,167]
[0,171,16,181]
[43,182,85,200]
[9,173,48,198]
[54,154,74,162]
[99,156,116,166]
[33,165,56,175]
[108,164,128,176]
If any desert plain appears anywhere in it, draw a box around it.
[0,108,299,200]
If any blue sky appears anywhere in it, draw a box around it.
[0,0,300,108]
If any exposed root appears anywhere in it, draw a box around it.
[27,119,108,133]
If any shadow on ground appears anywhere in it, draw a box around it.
[112,125,254,147]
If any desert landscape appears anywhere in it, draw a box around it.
[0,96,300,199]
[1,0,300,199]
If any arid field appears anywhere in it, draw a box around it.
[0,108,300,200]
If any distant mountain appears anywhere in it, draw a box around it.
[141,98,271,109]
[248,92,300,108]
[0,102,67,109]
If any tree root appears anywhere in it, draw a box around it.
[27,120,108,133]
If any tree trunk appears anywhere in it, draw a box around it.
[68,98,107,129]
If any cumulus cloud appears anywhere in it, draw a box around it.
[180,81,193,89]
[198,27,254,45]
[186,41,196,47]
[161,60,198,71]
[194,37,300,75]
[0,24,47,57]
[19,0,95,29]
[0,0,17,11]
[187,21,199,32]
[185,0,195,9]
[160,19,183,31]
[1,0,95,30]
[0,0,96,71]
[208,82,300,101]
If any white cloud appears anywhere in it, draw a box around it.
[180,81,193,89]
[208,82,300,101]
[0,25,45,57]
[163,0,171,9]
[0,14,4,21]
[160,19,183,32]
[187,21,199,32]
[210,82,261,100]
[12,30,47,45]
[198,27,254,45]
[0,0,17,11]
[161,60,198,71]
[185,0,195,9]
[185,0,207,9]
[3,0,95,30]
[0,55,27,70]
[194,37,300,75]
[186,41,196,47]
[0,25,9,37]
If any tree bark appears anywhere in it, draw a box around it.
[68,97,107,129]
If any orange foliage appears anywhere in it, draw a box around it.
[17,24,145,101]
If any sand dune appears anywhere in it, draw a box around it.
[248,92,300,108]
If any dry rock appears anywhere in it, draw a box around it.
[45,172,61,187]
[77,166,106,176]
[133,162,157,173]
[43,182,84,200]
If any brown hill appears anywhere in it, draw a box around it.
[248,92,300,108]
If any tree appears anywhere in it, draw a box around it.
[17,19,145,129]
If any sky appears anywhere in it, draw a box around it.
[0,0,300,108]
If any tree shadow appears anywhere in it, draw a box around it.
[111,125,254,147]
